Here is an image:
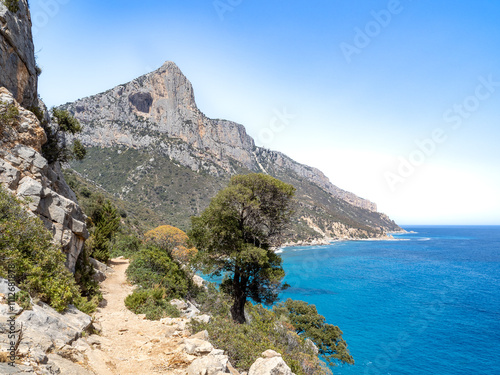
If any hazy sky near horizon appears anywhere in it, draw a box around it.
[30,0,500,225]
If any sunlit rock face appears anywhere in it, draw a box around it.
[0,0,38,109]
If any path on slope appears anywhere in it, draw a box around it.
[88,258,192,375]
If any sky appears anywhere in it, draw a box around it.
[29,0,500,225]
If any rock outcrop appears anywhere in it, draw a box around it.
[248,350,295,375]
[61,62,401,240]
[0,278,94,375]
[0,89,88,272]
[0,0,37,108]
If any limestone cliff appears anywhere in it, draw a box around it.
[0,89,88,272]
[0,0,37,108]
[0,1,88,271]
[63,62,376,212]
[61,62,400,240]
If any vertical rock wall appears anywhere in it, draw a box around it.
[0,88,88,272]
[0,0,38,108]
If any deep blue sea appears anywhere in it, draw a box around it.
[279,226,500,375]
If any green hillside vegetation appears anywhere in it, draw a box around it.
[70,146,226,232]
[190,293,354,374]
[0,186,98,313]
[69,146,396,241]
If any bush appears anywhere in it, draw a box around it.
[0,186,96,313]
[74,247,102,305]
[145,225,197,263]
[110,231,141,259]
[126,244,191,298]
[3,0,20,13]
[190,294,332,375]
[41,108,86,164]
[124,244,200,320]
[125,288,180,320]
[86,197,120,263]
[0,100,20,129]
[277,299,354,366]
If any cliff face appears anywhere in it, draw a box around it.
[0,0,37,108]
[0,3,88,272]
[61,62,400,239]
[64,62,376,211]
[0,89,88,272]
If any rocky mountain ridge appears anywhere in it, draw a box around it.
[63,62,377,212]
[61,62,400,240]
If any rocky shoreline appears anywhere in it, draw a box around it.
[280,228,408,248]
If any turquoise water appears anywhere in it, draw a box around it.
[279,226,500,375]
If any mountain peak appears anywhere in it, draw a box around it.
[61,62,401,240]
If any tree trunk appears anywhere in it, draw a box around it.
[230,293,247,324]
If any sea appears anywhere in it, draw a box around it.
[278,226,500,375]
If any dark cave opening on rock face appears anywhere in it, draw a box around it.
[128,92,153,113]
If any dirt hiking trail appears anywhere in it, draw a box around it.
[86,258,194,375]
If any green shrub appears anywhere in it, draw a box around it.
[52,108,81,133]
[15,291,32,311]
[0,101,20,129]
[190,297,331,375]
[41,109,86,164]
[74,248,102,308]
[72,139,87,161]
[125,288,180,320]
[0,186,93,313]
[2,0,20,13]
[124,244,200,320]
[86,197,120,263]
[110,231,141,259]
[277,299,354,366]
[126,244,191,298]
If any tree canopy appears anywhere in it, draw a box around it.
[86,197,120,263]
[144,225,197,263]
[189,173,296,323]
[40,108,86,164]
[276,299,355,366]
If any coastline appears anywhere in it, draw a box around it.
[279,228,409,249]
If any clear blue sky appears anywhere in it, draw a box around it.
[30,0,500,225]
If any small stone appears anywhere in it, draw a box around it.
[262,349,281,358]
[184,338,214,356]
[170,299,188,311]
[190,330,209,340]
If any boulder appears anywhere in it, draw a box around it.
[0,278,20,294]
[248,351,294,375]
[194,314,211,324]
[0,363,36,374]
[187,354,229,375]
[14,302,92,352]
[190,330,209,340]
[0,158,21,189]
[262,349,281,358]
[170,298,188,311]
[184,338,214,356]
[89,257,112,282]
[47,353,94,375]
